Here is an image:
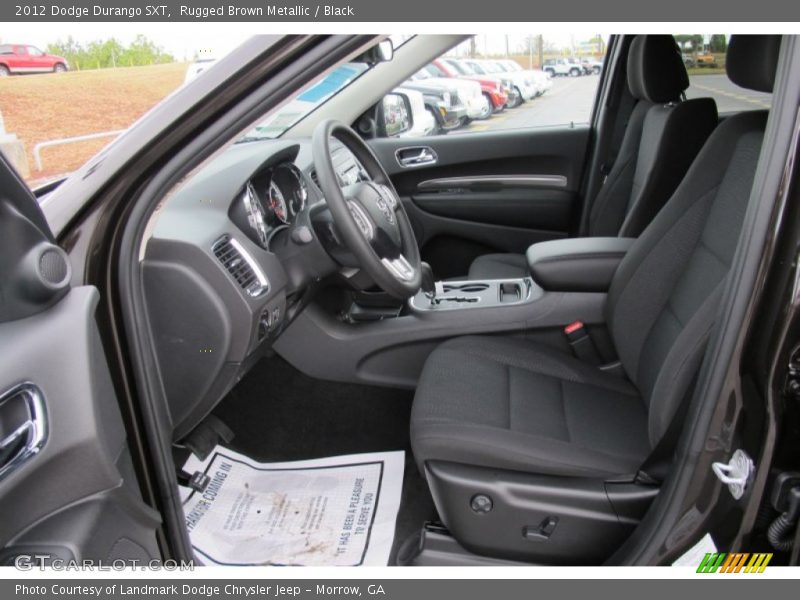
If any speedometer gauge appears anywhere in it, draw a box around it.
[268,180,289,224]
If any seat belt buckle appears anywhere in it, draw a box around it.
[564,320,586,340]
[563,321,602,365]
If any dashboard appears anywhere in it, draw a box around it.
[142,138,368,440]
[232,162,309,250]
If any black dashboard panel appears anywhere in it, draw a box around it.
[142,139,322,439]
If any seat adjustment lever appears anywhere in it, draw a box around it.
[523,516,559,542]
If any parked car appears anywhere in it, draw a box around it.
[681,53,697,67]
[695,52,719,67]
[406,67,484,124]
[495,59,552,95]
[428,59,507,118]
[580,57,604,74]
[489,60,542,98]
[401,74,469,133]
[543,57,584,77]
[444,58,518,110]
[0,44,68,76]
[462,59,534,107]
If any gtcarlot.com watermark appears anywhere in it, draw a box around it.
[13,554,194,571]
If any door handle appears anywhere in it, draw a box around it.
[0,383,46,481]
[396,146,438,168]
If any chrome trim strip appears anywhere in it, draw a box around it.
[417,174,568,190]
[0,383,47,482]
[227,237,269,297]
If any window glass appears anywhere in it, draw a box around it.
[382,34,607,137]
[676,34,772,113]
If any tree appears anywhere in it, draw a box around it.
[709,35,727,53]
[674,34,704,52]
[45,35,174,70]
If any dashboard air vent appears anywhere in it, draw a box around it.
[212,236,268,297]
[309,169,320,188]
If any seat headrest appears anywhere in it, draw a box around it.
[726,35,782,93]
[627,35,689,103]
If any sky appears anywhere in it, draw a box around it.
[2,24,609,61]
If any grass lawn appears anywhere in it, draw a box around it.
[0,62,187,185]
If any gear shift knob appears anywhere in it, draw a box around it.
[420,262,436,301]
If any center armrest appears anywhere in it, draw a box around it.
[526,237,635,293]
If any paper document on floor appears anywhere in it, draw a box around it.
[180,447,405,566]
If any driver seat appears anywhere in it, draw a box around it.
[410,35,781,564]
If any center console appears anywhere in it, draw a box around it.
[274,237,636,388]
[410,277,536,311]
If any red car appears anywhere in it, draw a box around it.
[428,59,508,117]
[0,44,69,76]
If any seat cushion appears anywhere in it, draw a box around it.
[411,336,652,478]
[467,253,528,280]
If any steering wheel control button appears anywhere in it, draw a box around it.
[470,494,493,514]
[347,200,375,240]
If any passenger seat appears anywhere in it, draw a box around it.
[468,35,719,280]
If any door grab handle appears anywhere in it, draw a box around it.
[0,383,47,482]
[395,146,438,168]
[0,421,33,451]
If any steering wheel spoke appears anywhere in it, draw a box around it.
[312,120,421,299]
[381,254,416,282]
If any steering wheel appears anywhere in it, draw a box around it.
[312,120,422,299]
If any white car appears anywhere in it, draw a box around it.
[490,60,541,98]
[464,59,536,106]
[497,59,552,95]
[543,58,584,77]
[408,68,485,121]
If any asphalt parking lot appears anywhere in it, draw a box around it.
[454,73,772,135]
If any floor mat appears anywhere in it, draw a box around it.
[181,446,405,566]
[211,356,437,564]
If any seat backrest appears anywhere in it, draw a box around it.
[588,35,718,237]
[605,35,782,447]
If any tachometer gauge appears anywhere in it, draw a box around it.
[268,180,289,224]
[271,163,308,219]
[242,182,269,247]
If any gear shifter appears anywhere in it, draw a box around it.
[420,262,437,304]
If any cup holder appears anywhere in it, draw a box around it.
[442,283,490,293]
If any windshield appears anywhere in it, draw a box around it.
[411,68,433,80]
[240,62,369,141]
[446,60,472,75]
[466,61,487,75]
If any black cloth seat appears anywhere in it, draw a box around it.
[412,36,781,481]
[411,336,649,477]
[468,35,719,281]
